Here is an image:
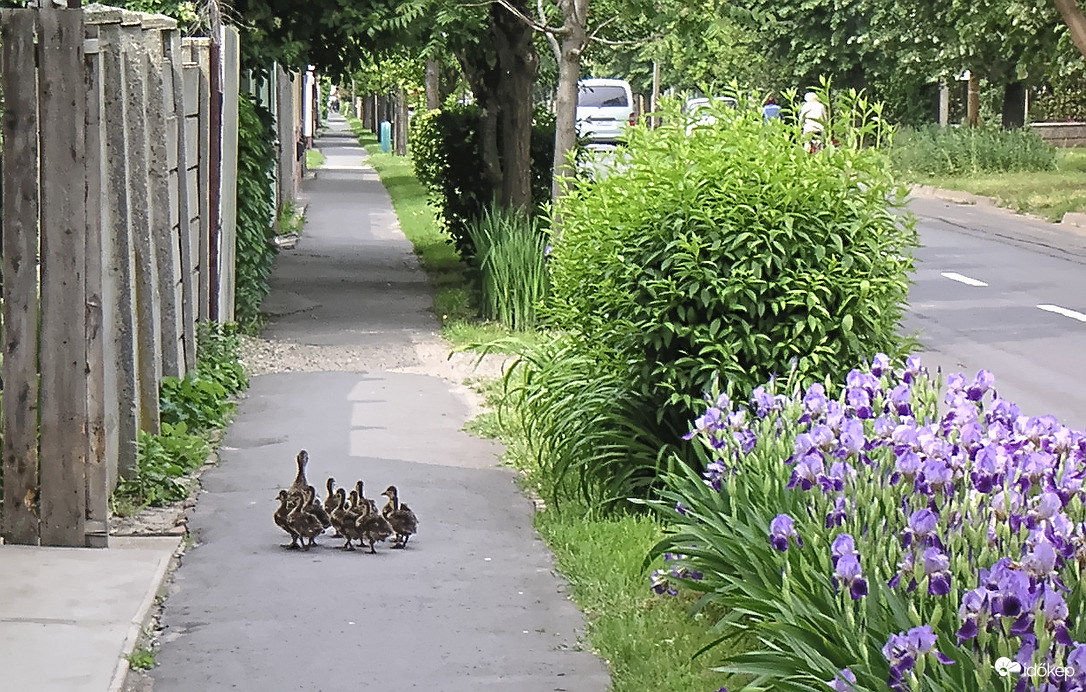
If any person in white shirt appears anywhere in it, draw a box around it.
[798,91,827,151]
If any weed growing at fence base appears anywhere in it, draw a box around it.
[111,322,248,514]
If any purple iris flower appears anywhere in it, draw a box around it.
[674,501,688,516]
[983,559,1033,618]
[825,496,848,528]
[1022,539,1058,578]
[903,355,922,383]
[828,668,858,692]
[787,451,824,491]
[1041,588,1074,646]
[873,415,895,440]
[887,383,912,417]
[922,547,951,596]
[684,406,722,439]
[837,418,865,458]
[769,514,801,552]
[831,533,856,562]
[904,508,939,548]
[883,625,953,688]
[965,369,994,401]
[803,383,828,417]
[920,458,954,495]
[956,588,985,643]
[650,569,677,596]
[871,352,890,377]
[893,449,921,485]
[946,372,966,394]
[846,386,873,419]
[892,423,920,451]
[750,386,776,418]
[833,552,868,600]
[987,396,1020,427]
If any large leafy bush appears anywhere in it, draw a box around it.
[650,357,1086,691]
[409,104,554,261]
[235,93,278,329]
[547,94,917,485]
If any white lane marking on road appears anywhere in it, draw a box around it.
[941,271,988,287]
[1038,304,1086,323]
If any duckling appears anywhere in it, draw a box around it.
[355,497,393,554]
[289,449,310,496]
[306,484,331,531]
[324,478,341,536]
[337,490,366,551]
[274,489,301,549]
[380,485,418,549]
[288,486,324,550]
[328,488,353,549]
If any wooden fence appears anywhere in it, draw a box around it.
[0,6,240,547]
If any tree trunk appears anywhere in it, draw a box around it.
[425,59,440,110]
[493,0,539,209]
[551,0,589,203]
[1054,0,1086,59]
[1001,81,1027,129]
[394,87,408,156]
[966,74,980,127]
[457,49,504,203]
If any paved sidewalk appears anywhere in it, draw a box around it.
[0,536,180,692]
[142,116,612,691]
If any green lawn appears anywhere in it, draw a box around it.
[305,149,325,170]
[913,148,1086,222]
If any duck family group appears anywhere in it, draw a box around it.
[274,450,419,554]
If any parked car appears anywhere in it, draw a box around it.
[684,96,738,133]
[576,78,636,144]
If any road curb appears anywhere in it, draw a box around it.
[107,536,183,692]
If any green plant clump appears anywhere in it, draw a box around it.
[112,322,247,513]
[466,206,550,331]
[540,90,916,505]
[892,124,1058,177]
[234,93,278,331]
[408,104,554,261]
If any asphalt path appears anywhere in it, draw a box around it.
[904,197,1086,429]
[145,119,610,692]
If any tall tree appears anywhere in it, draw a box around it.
[1054,0,1086,57]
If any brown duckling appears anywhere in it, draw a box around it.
[288,486,324,550]
[306,484,331,531]
[324,478,341,536]
[338,490,366,551]
[355,497,393,554]
[381,485,418,549]
[328,488,354,549]
[274,489,302,549]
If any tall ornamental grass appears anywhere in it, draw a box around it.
[892,125,1058,177]
[466,207,549,332]
[649,355,1086,691]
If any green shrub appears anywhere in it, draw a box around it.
[546,93,917,500]
[235,93,278,330]
[409,104,554,261]
[466,206,550,331]
[891,124,1058,177]
[112,422,210,511]
[160,322,247,432]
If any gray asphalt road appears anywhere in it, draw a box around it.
[905,197,1086,429]
[146,119,610,692]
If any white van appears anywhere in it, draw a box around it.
[576,78,636,144]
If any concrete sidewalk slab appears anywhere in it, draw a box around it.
[0,536,180,692]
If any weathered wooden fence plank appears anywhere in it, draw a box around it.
[96,14,141,481]
[1,9,43,546]
[143,19,182,379]
[187,37,212,323]
[37,8,89,547]
[83,18,110,548]
[168,29,197,371]
[218,27,241,322]
[124,15,162,435]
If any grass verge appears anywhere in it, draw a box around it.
[306,149,325,170]
[909,147,1086,221]
[466,374,742,692]
[342,117,549,350]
